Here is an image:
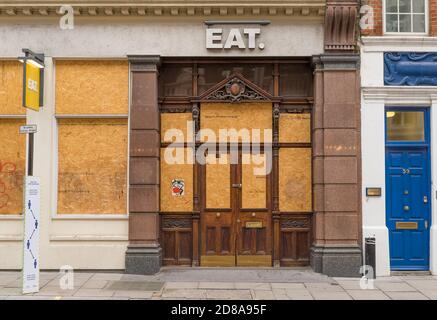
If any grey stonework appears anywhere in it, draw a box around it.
[310,246,363,278]
[125,246,162,275]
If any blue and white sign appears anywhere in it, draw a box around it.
[22,176,40,294]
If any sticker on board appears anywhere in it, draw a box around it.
[171,179,185,197]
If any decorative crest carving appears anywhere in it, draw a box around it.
[197,73,273,102]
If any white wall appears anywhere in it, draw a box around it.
[0,18,324,58]
[361,37,437,276]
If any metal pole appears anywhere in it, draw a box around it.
[28,132,34,176]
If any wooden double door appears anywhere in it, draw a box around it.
[200,149,272,266]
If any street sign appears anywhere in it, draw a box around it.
[19,49,44,111]
[22,176,40,294]
[19,125,37,134]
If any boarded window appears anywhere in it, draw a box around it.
[0,119,26,214]
[279,148,312,212]
[55,60,128,115]
[161,113,194,143]
[200,103,272,143]
[57,118,128,214]
[0,61,25,115]
[279,113,311,143]
[160,148,193,212]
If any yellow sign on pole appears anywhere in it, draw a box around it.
[24,61,41,111]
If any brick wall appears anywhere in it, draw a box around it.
[431,0,437,35]
[361,0,437,36]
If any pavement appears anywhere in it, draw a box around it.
[1,267,437,300]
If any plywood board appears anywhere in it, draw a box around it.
[242,154,267,209]
[279,148,312,212]
[160,148,193,212]
[57,118,128,214]
[200,103,272,143]
[161,113,193,143]
[206,153,231,209]
[279,113,311,143]
[0,119,26,214]
[0,61,25,115]
[55,60,128,115]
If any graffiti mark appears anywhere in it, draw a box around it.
[0,161,22,209]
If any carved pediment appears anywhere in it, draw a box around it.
[197,73,274,102]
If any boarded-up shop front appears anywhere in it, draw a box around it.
[157,60,313,267]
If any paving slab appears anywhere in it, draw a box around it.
[271,283,305,289]
[418,290,437,300]
[346,290,390,300]
[73,288,115,297]
[81,279,110,289]
[165,282,199,289]
[34,286,78,297]
[385,291,429,300]
[285,289,314,300]
[311,291,352,300]
[113,290,154,299]
[305,282,346,292]
[198,282,236,289]
[404,279,437,291]
[375,281,417,292]
[252,290,275,300]
[161,289,206,299]
[205,289,251,299]
[234,282,271,290]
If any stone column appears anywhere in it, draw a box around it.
[125,55,161,275]
[311,54,362,277]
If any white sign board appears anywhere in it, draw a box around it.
[19,125,37,134]
[22,176,40,294]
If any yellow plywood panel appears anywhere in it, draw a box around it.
[279,148,312,212]
[57,118,128,214]
[0,119,26,214]
[161,113,193,143]
[160,148,193,212]
[279,113,311,143]
[206,153,230,209]
[200,103,272,143]
[242,154,267,209]
[0,61,25,115]
[55,60,128,115]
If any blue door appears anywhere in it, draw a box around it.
[385,108,431,270]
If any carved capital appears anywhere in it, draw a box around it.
[324,1,358,52]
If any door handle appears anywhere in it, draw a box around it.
[424,196,428,203]
[216,212,221,218]
[425,220,428,229]
[232,183,242,189]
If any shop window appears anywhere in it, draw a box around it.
[279,64,313,97]
[0,61,25,115]
[386,111,425,141]
[55,60,129,114]
[159,65,193,97]
[279,113,311,143]
[385,0,427,33]
[160,148,193,212]
[57,118,128,214]
[0,119,26,215]
[198,64,273,94]
[279,148,312,212]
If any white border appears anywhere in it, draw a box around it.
[362,87,437,275]
[382,0,429,36]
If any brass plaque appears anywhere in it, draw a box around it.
[396,222,418,230]
[366,187,382,197]
[245,221,263,229]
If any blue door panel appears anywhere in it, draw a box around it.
[385,109,431,271]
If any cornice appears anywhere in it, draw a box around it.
[0,1,326,18]
[361,36,437,52]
